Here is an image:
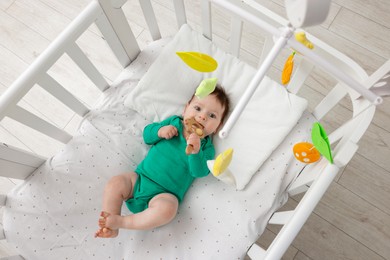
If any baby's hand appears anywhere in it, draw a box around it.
[158,125,178,139]
[187,133,201,154]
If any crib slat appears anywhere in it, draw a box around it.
[287,58,314,94]
[7,105,72,144]
[230,17,243,57]
[288,160,327,196]
[95,11,135,68]
[333,139,359,167]
[98,0,140,65]
[329,103,375,157]
[0,143,45,168]
[139,0,161,40]
[66,43,109,91]
[313,83,347,120]
[258,36,274,68]
[0,194,6,206]
[173,0,187,28]
[269,210,294,225]
[201,0,212,40]
[0,159,37,180]
[247,243,266,260]
[0,143,45,180]
[38,73,90,117]
[0,224,4,240]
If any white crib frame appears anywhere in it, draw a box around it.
[0,0,389,259]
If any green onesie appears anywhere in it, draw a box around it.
[126,115,215,213]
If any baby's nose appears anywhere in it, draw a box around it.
[198,114,206,120]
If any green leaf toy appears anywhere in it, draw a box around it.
[311,122,333,164]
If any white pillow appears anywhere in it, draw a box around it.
[124,24,308,190]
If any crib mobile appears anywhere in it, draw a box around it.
[1,0,390,259]
[180,0,384,175]
[178,0,337,175]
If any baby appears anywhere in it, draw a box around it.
[95,85,230,238]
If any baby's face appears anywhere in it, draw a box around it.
[183,94,225,136]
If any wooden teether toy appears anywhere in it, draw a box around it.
[184,117,205,155]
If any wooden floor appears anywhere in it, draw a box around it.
[0,0,389,259]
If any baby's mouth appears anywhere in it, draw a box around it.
[196,121,204,129]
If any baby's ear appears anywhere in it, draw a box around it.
[215,121,224,134]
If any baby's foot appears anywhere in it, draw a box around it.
[94,227,118,238]
[94,211,119,238]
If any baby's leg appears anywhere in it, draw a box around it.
[100,193,178,231]
[123,193,179,230]
[95,172,137,238]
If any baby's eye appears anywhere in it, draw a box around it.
[194,105,201,111]
[209,113,217,119]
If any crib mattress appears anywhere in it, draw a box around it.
[3,38,315,259]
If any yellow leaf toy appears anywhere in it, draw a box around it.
[213,148,234,176]
[176,51,218,72]
[207,148,236,186]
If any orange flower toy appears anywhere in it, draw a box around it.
[293,122,333,164]
[293,142,320,163]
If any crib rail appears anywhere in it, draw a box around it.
[0,2,101,146]
[0,0,140,171]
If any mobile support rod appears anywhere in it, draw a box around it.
[219,25,294,139]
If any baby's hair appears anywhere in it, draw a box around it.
[188,84,231,124]
[211,84,230,124]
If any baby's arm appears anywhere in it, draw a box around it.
[186,133,201,154]
[188,140,215,178]
[158,125,178,139]
[143,116,179,145]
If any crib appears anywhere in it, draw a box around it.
[0,0,389,259]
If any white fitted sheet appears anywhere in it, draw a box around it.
[4,37,316,260]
